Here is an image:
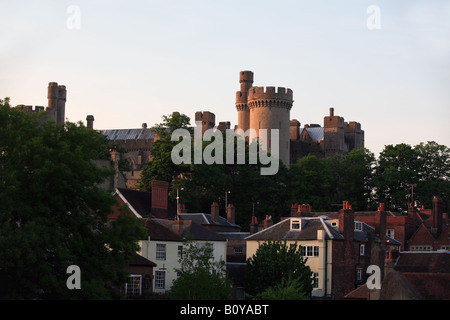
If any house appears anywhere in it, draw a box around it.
[123,253,157,298]
[292,203,416,251]
[138,218,184,294]
[407,197,450,251]
[158,218,228,265]
[245,204,400,298]
[377,250,450,300]
[109,184,229,295]
[109,182,176,220]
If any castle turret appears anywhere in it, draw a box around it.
[324,107,345,157]
[248,86,293,166]
[47,82,66,125]
[195,111,215,136]
[235,71,253,133]
[57,85,66,125]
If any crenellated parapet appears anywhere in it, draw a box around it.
[248,86,293,110]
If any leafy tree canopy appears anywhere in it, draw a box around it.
[0,98,146,299]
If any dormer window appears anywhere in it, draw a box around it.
[291,219,302,230]
[354,221,363,231]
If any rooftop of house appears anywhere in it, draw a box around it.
[394,250,450,273]
[115,187,176,219]
[158,219,227,242]
[178,212,240,229]
[395,272,450,300]
[141,218,183,242]
[245,216,400,245]
[128,253,157,267]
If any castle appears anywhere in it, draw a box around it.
[15,71,364,186]
[15,82,67,125]
[196,71,364,166]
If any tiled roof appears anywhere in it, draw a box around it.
[245,216,400,245]
[116,188,176,219]
[142,218,183,242]
[245,217,341,241]
[128,253,157,267]
[300,127,324,142]
[178,213,240,228]
[400,272,450,300]
[158,220,227,242]
[100,128,154,142]
[394,251,450,273]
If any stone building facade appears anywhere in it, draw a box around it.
[15,82,67,125]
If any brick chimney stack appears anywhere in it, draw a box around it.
[211,202,220,222]
[263,215,273,229]
[227,204,236,225]
[151,180,169,219]
[432,196,443,236]
[375,203,387,242]
[338,201,354,259]
[250,216,259,234]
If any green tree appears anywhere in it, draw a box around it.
[374,143,423,212]
[245,240,312,299]
[414,141,450,211]
[0,98,146,299]
[169,238,232,300]
[326,148,376,210]
[139,112,192,190]
[289,155,332,211]
[255,275,309,300]
[172,136,290,229]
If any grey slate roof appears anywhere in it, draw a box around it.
[300,127,324,142]
[245,216,401,245]
[100,128,154,142]
[178,213,241,229]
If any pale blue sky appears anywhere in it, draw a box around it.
[1,0,449,156]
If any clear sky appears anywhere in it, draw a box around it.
[1,0,449,157]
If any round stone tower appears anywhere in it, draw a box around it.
[235,71,254,132]
[248,86,293,166]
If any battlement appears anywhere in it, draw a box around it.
[15,104,57,121]
[195,111,215,124]
[344,121,361,132]
[248,86,293,102]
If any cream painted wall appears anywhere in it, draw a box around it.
[139,239,227,294]
[246,237,333,297]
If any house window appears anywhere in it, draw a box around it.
[156,243,166,260]
[311,273,319,288]
[354,221,363,231]
[360,244,365,256]
[125,275,142,296]
[301,245,319,257]
[155,271,165,289]
[178,245,183,257]
[234,247,243,255]
[291,219,301,230]
[386,229,395,239]
[356,268,363,281]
